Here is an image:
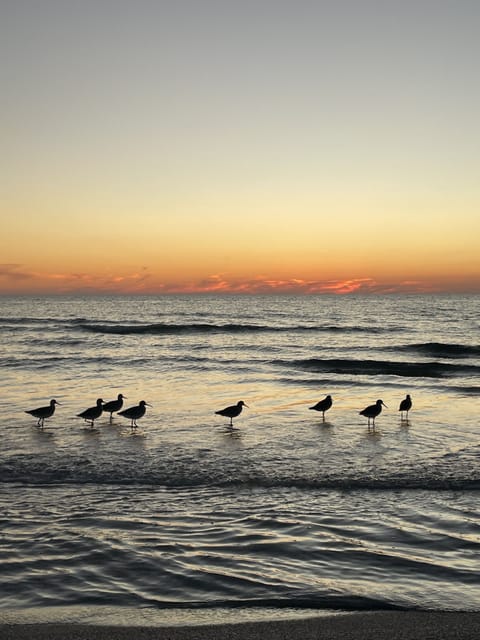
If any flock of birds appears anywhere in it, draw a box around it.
[25,394,150,429]
[216,394,413,427]
[311,394,412,425]
[25,393,413,430]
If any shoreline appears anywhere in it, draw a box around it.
[1,609,480,640]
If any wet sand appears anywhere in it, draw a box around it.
[1,611,479,640]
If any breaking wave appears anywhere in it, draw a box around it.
[2,448,479,491]
[75,322,401,336]
[281,358,480,378]
[397,342,480,358]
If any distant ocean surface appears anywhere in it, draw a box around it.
[0,294,479,613]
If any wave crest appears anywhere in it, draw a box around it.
[399,342,480,358]
[75,322,400,336]
[283,358,480,378]
[1,453,478,491]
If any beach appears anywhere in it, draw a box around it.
[1,611,480,640]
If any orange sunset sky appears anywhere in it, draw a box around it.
[2,1,479,295]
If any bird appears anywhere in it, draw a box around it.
[25,399,60,428]
[399,394,412,419]
[215,400,248,426]
[359,399,387,427]
[118,400,151,429]
[102,393,127,422]
[309,395,333,420]
[77,398,104,427]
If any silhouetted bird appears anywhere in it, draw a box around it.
[215,400,248,426]
[77,398,104,427]
[25,398,60,428]
[103,393,127,422]
[399,394,412,418]
[359,399,387,427]
[118,400,151,429]
[309,394,333,420]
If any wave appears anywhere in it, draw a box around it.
[71,595,409,612]
[450,385,480,395]
[0,353,216,372]
[0,355,124,370]
[281,358,480,378]
[75,322,401,336]
[397,342,480,358]
[1,453,478,491]
[142,596,409,612]
[0,316,56,325]
[2,475,477,491]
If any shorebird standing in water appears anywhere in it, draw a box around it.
[77,398,104,427]
[215,400,248,426]
[399,394,412,419]
[103,393,127,422]
[309,395,333,420]
[359,399,387,428]
[118,400,151,429]
[25,399,60,428]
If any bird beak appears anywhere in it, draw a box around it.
[382,402,388,408]
[146,403,152,407]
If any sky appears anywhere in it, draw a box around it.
[1,0,479,295]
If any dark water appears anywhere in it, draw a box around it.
[0,294,479,612]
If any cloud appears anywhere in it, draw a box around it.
[0,264,34,281]
[157,275,435,295]
[11,268,154,294]
[0,266,469,295]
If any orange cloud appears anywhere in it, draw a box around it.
[0,266,152,294]
[0,264,34,281]
[155,275,443,295]
[0,266,477,295]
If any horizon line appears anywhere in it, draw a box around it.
[1,290,479,297]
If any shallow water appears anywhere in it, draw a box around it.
[0,294,479,611]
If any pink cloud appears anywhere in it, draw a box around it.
[1,266,476,295]
[156,275,436,295]
[0,264,33,281]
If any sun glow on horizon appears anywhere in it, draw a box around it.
[0,263,478,296]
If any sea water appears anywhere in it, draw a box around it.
[0,294,479,613]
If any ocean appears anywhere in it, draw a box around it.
[0,294,479,615]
